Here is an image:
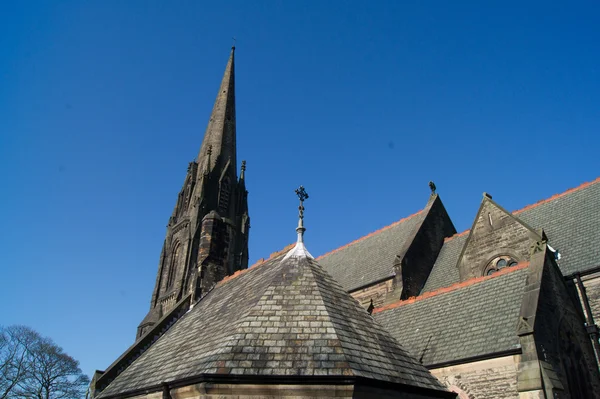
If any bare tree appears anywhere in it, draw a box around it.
[0,326,39,399]
[0,326,89,399]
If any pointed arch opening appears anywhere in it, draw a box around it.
[166,243,181,289]
[218,177,231,213]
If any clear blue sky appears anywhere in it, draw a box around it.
[1,0,599,379]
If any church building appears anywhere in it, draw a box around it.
[91,49,600,399]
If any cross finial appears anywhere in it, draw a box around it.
[232,37,236,50]
[282,185,314,261]
[295,185,309,220]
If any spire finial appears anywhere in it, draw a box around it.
[295,186,309,236]
[240,160,246,180]
[282,185,313,261]
[232,37,236,50]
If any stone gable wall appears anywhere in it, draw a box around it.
[458,200,538,281]
[430,355,519,399]
[350,278,395,309]
[399,196,456,299]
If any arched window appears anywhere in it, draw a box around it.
[166,244,180,289]
[218,177,231,213]
[484,255,519,276]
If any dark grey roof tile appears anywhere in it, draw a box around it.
[317,211,425,291]
[421,235,467,293]
[375,267,528,366]
[516,179,600,276]
[98,250,447,398]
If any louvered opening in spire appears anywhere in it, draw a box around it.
[197,47,237,175]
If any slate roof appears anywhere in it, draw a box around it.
[317,211,425,291]
[421,235,467,293]
[421,177,600,293]
[516,178,600,276]
[98,250,447,398]
[374,266,528,367]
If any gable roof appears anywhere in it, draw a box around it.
[98,249,448,398]
[421,177,600,293]
[317,210,426,291]
[374,265,528,367]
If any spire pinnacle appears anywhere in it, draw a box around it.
[196,48,237,175]
[240,160,246,180]
[283,186,313,261]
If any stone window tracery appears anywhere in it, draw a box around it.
[484,255,519,276]
[218,177,231,213]
[166,244,180,289]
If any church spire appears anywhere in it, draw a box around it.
[197,46,236,175]
[136,48,249,340]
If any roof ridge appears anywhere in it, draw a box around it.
[316,209,424,260]
[443,230,470,242]
[442,176,600,244]
[513,176,600,215]
[373,262,529,314]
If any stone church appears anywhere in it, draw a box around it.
[90,48,600,399]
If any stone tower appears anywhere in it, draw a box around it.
[136,47,249,339]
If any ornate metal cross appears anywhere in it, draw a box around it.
[295,185,309,220]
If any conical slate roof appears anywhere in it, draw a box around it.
[98,250,448,398]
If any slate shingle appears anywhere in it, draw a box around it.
[98,250,447,398]
[421,235,467,293]
[375,267,528,366]
[516,179,600,276]
[317,211,425,291]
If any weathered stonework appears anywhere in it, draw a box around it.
[135,48,249,340]
[533,252,600,398]
[395,195,456,299]
[457,197,541,281]
[171,383,354,399]
[348,195,456,308]
[431,356,519,399]
[350,278,394,308]
[581,273,600,328]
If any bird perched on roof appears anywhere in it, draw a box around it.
[429,181,436,194]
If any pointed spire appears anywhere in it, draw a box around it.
[283,186,313,261]
[197,47,237,175]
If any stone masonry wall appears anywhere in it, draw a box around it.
[399,195,456,299]
[170,383,353,398]
[581,273,600,328]
[534,258,600,398]
[350,278,395,309]
[430,355,519,399]
[348,196,456,308]
[458,199,539,281]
